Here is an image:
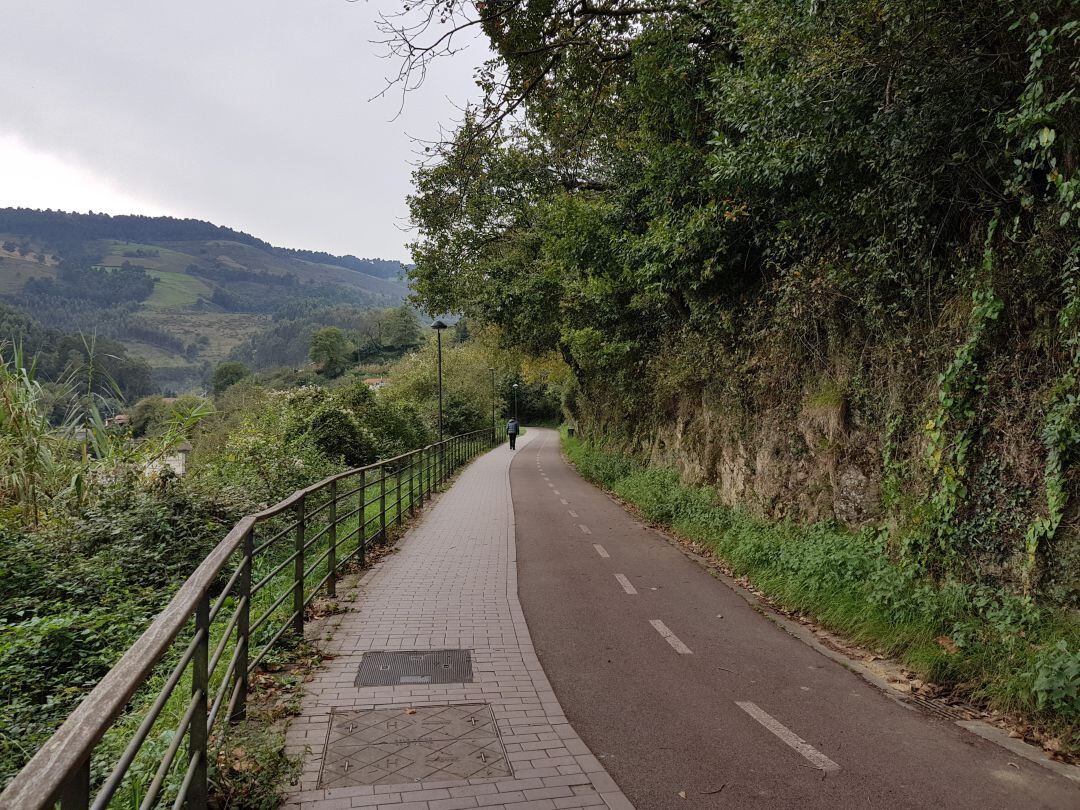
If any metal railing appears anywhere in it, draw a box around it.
[0,427,502,810]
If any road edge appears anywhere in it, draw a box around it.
[555,440,1080,786]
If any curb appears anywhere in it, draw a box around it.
[558,439,1080,786]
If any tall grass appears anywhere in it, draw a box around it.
[563,433,1080,749]
[0,343,67,526]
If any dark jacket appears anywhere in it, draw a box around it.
[506,419,520,434]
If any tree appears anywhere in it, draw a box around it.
[308,327,352,378]
[211,361,251,395]
[128,395,171,437]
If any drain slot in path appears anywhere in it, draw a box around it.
[317,704,511,789]
[356,649,473,686]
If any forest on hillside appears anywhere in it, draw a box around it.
[0,209,403,279]
[398,0,1079,742]
[0,209,409,391]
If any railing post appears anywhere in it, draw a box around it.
[409,452,416,515]
[379,467,387,543]
[359,469,367,566]
[190,593,210,808]
[396,464,403,526]
[57,758,90,810]
[293,497,305,636]
[328,479,338,598]
[233,527,253,722]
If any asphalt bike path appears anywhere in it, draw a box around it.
[510,428,1078,809]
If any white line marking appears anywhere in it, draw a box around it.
[553,489,561,495]
[547,482,554,488]
[578,524,592,535]
[560,498,568,505]
[735,702,840,773]
[649,619,692,654]
[568,510,578,517]
[593,544,610,558]
[614,574,638,595]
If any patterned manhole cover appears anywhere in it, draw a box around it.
[356,649,473,686]
[318,704,511,788]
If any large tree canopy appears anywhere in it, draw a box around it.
[398,0,1080,592]
[402,0,1077,371]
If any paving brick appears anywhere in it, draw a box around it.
[281,437,632,809]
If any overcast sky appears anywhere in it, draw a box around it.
[0,1,484,260]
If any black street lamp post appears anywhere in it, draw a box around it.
[513,383,519,422]
[431,320,448,441]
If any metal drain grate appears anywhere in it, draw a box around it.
[356,649,473,686]
[318,704,511,788]
[905,694,972,721]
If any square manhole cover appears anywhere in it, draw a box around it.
[318,704,511,788]
[356,649,473,686]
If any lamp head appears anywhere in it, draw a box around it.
[430,319,448,330]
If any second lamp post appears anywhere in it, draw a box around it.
[431,319,448,441]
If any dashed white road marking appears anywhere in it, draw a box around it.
[578,524,592,535]
[614,573,638,595]
[593,544,610,558]
[649,619,692,655]
[735,702,840,773]
[553,489,561,495]
[568,510,579,517]
[547,482,555,488]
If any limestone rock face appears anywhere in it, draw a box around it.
[833,465,879,525]
[643,394,881,528]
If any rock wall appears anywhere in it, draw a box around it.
[643,391,883,528]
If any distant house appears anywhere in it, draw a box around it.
[108,414,130,428]
[363,377,389,391]
[145,442,194,477]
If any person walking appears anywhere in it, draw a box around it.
[506,417,520,449]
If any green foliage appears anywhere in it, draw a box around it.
[0,344,67,525]
[211,360,251,395]
[308,327,353,378]
[0,472,240,784]
[918,227,1004,568]
[564,433,1080,741]
[304,403,380,467]
[1024,250,1080,585]
[0,208,408,392]
[1031,641,1080,717]
[404,0,1080,594]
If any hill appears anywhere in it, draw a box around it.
[0,209,409,390]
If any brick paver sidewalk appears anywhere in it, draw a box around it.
[282,433,633,810]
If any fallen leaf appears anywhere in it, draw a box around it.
[405,707,417,715]
[677,791,687,799]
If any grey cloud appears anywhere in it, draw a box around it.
[0,0,483,259]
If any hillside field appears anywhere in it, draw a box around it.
[0,212,409,392]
